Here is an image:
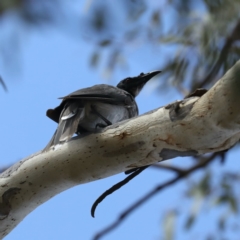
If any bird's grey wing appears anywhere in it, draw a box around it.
[59,84,132,104]
[47,84,134,124]
[61,84,138,119]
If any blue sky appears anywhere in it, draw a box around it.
[0,2,239,240]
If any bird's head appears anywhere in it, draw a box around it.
[117,70,161,97]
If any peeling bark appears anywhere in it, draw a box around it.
[1,61,240,237]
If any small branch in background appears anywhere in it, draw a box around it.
[191,149,228,164]
[0,75,7,92]
[192,19,240,90]
[93,153,219,240]
[151,163,186,175]
[91,166,148,218]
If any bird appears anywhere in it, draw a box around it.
[45,71,161,150]
[44,70,161,217]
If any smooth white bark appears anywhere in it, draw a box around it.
[1,60,240,237]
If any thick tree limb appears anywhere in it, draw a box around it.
[1,60,240,237]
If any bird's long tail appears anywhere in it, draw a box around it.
[43,102,82,151]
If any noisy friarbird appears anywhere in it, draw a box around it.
[45,71,161,148]
[44,71,161,217]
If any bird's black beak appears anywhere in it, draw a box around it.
[117,70,161,97]
[135,70,161,84]
[126,70,161,97]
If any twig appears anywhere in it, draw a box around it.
[91,162,189,217]
[0,75,7,92]
[93,153,218,240]
[91,166,148,217]
[151,163,186,174]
